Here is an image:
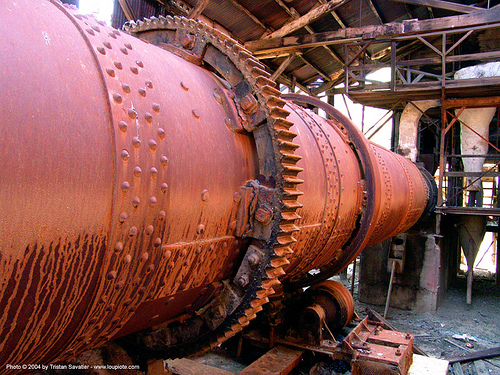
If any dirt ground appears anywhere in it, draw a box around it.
[351,272,500,374]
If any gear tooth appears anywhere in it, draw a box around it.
[166,15,174,24]
[159,15,167,22]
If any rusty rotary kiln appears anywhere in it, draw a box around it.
[0,0,436,370]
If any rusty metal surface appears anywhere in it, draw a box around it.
[340,317,414,375]
[281,95,431,286]
[0,2,432,370]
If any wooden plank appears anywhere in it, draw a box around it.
[187,0,209,19]
[166,358,235,375]
[238,345,304,375]
[447,346,500,364]
[226,0,268,30]
[391,0,486,14]
[409,354,449,375]
[117,0,135,21]
[262,0,351,40]
[271,53,296,81]
[245,9,500,55]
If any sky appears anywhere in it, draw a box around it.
[78,0,114,24]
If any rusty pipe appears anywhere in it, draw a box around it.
[0,0,433,369]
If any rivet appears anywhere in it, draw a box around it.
[132,197,140,207]
[107,270,117,280]
[138,88,146,97]
[109,32,117,39]
[213,89,223,103]
[197,224,205,234]
[118,120,128,132]
[114,61,123,69]
[132,136,141,148]
[141,252,149,261]
[74,14,84,20]
[125,43,132,50]
[159,211,166,220]
[152,103,160,112]
[138,287,145,295]
[180,81,189,91]
[113,93,122,103]
[130,66,139,74]
[201,189,209,201]
[98,296,107,304]
[114,30,121,36]
[150,167,158,176]
[196,246,202,254]
[224,118,233,129]
[157,128,165,139]
[91,25,100,32]
[192,109,200,119]
[145,80,153,88]
[97,46,106,54]
[149,196,157,206]
[147,264,155,273]
[123,299,132,306]
[86,28,95,36]
[106,304,114,312]
[128,108,137,119]
[121,83,130,93]
[123,254,132,263]
[120,47,128,55]
[179,283,186,290]
[129,226,138,237]
[148,139,157,150]
[145,112,153,123]
[129,307,136,313]
[121,149,130,161]
[136,60,144,68]
[181,249,187,257]
[210,244,215,251]
[115,281,124,290]
[145,225,154,235]
[133,166,142,177]
[161,183,168,193]
[233,192,241,203]
[153,238,161,247]
[160,155,168,167]
[121,181,130,192]
[114,242,124,252]
[103,41,112,49]
[118,212,128,223]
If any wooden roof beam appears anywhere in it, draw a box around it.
[271,0,343,64]
[188,0,209,19]
[225,0,269,31]
[263,0,351,40]
[117,0,136,21]
[271,53,296,81]
[390,0,489,14]
[366,0,385,24]
[245,9,500,56]
[317,0,348,28]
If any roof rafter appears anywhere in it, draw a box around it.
[263,0,351,40]
[245,9,500,57]
[390,0,489,14]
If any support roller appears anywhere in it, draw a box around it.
[0,0,435,370]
